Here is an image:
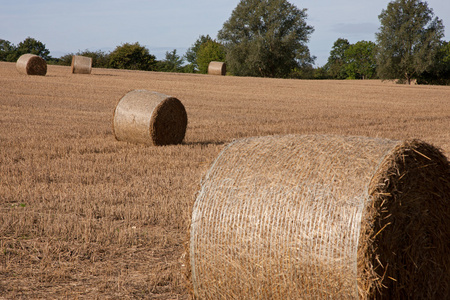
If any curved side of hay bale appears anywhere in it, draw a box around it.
[189,134,450,299]
[208,61,226,76]
[16,54,47,76]
[113,90,187,146]
[71,55,92,74]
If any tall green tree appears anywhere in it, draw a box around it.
[157,49,185,72]
[0,39,15,61]
[345,41,377,79]
[109,42,157,71]
[217,0,314,78]
[185,35,213,72]
[19,37,51,60]
[376,0,444,84]
[325,38,350,79]
[4,37,51,61]
[196,40,226,74]
[417,41,450,85]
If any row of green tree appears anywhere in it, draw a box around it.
[323,39,377,80]
[0,36,223,74]
[317,0,450,85]
[1,0,450,84]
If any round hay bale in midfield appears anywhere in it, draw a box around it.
[189,134,450,299]
[71,55,92,74]
[16,54,47,76]
[113,90,187,146]
[208,61,226,76]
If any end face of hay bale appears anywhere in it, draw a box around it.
[150,97,188,146]
[113,90,187,146]
[189,134,450,299]
[71,55,92,74]
[16,54,47,76]
[359,139,450,299]
[208,61,226,76]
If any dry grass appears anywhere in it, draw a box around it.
[0,61,449,299]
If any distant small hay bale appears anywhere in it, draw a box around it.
[16,54,47,76]
[113,90,188,146]
[71,55,92,74]
[208,61,226,76]
[189,134,450,299]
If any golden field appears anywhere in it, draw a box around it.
[0,61,449,299]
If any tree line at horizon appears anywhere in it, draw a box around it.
[1,0,449,85]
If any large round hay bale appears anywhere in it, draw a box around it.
[189,134,450,299]
[113,90,187,146]
[16,54,47,76]
[208,61,226,76]
[71,55,92,74]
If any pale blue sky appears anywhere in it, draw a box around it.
[1,0,449,66]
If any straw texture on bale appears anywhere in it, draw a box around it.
[113,90,187,146]
[71,55,92,74]
[208,61,226,76]
[16,54,47,76]
[189,134,450,299]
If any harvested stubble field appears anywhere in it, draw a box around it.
[0,61,449,299]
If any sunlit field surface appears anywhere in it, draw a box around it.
[1,61,449,299]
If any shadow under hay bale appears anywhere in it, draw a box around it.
[16,54,47,76]
[113,90,188,146]
[189,134,450,299]
[71,55,92,74]
[208,61,226,76]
